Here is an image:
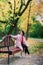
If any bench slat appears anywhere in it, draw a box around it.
[0,47,21,55]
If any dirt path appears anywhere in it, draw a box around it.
[10,50,43,65]
[0,49,43,65]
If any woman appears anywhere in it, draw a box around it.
[11,30,29,55]
[11,33,23,51]
[20,31,29,55]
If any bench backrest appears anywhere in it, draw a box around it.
[0,35,14,48]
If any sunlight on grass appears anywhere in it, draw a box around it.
[27,38,43,54]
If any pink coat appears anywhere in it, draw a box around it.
[11,34,29,51]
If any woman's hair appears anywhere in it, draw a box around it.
[21,30,25,35]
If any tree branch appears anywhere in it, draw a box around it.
[18,0,32,16]
[18,0,23,14]
[0,20,7,24]
[14,0,16,14]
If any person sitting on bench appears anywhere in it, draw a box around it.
[10,33,23,51]
[10,30,29,55]
[20,30,29,55]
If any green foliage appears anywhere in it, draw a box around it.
[0,0,6,2]
[30,22,43,38]
[5,24,10,34]
[0,28,5,39]
[31,16,36,22]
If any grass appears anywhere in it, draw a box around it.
[27,38,43,54]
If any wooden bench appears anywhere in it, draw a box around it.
[0,35,21,65]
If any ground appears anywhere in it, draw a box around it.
[0,49,43,65]
[10,49,43,65]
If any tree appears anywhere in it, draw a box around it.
[8,0,32,34]
[30,16,43,38]
[0,0,32,35]
[30,22,43,38]
[26,1,32,39]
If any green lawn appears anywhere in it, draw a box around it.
[27,38,43,54]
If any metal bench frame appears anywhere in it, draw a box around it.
[0,35,21,65]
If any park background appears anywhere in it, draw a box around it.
[0,0,43,58]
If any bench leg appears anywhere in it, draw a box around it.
[8,53,9,65]
[8,47,9,65]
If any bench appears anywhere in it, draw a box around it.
[0,35,21,65]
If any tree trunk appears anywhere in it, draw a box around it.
[26,2,31,39]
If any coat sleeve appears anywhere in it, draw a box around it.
[11,35,18,40]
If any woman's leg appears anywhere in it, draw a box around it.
[21,44,29,55]
[25,46,29,55]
